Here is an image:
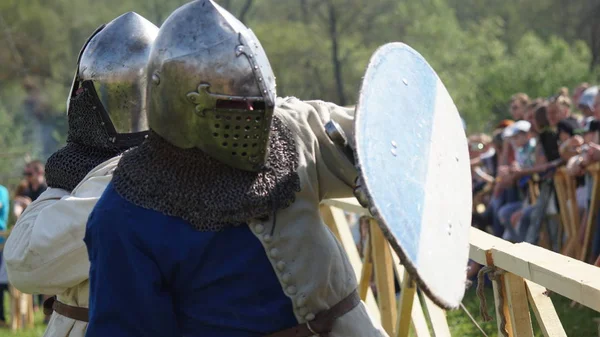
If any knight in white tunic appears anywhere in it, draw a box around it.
[3,12,158,337]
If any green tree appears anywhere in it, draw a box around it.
[0,0,598,178]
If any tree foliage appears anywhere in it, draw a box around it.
[0,0,599,183]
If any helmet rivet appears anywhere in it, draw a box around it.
[152,72,160,85]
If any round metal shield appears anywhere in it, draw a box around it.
[354,43,472,309]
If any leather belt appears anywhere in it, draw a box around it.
[265,289,360,337]
[43,296,89,322]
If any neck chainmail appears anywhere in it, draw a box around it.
[112,116,301,231]
[45,88,126,192]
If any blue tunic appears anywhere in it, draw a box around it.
[84,183,297,337]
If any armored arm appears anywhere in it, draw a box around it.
[324,119,355,165]
[288,99,368,207]
[323,118,370,208]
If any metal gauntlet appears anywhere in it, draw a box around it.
[324,119,369,208]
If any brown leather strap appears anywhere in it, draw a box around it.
[265,289,360,337]
[43,296,89,322]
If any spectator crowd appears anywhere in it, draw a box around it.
[468,83,600,280]
[0,160,49,326]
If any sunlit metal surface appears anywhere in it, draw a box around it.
[146,0,276,171]
[77,12,158,134]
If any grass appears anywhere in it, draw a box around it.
[0,287,597,336]
[0,309,46,337]
[443,287,599,337]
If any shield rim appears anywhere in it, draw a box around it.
[353,42,468,310]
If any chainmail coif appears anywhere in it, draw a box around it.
[45,88,125,192]
[112,116,301,231]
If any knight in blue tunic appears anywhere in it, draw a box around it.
[84,1,387,336]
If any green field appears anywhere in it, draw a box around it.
[0,287,596,337]
[444,287,598,337]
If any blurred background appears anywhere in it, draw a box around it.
[2,1,600,336]
[1,0,599,185]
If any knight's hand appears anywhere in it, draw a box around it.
[353,176,370,209]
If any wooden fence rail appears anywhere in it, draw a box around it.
[1,192,599,335]
[321,197,600,337]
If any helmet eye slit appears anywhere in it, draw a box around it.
[215,99,266,111]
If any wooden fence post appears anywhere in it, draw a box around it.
[371,219,397,335]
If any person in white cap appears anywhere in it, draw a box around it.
[497,120,537,241]
[577,86,598,118]
[502,121,537,167]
